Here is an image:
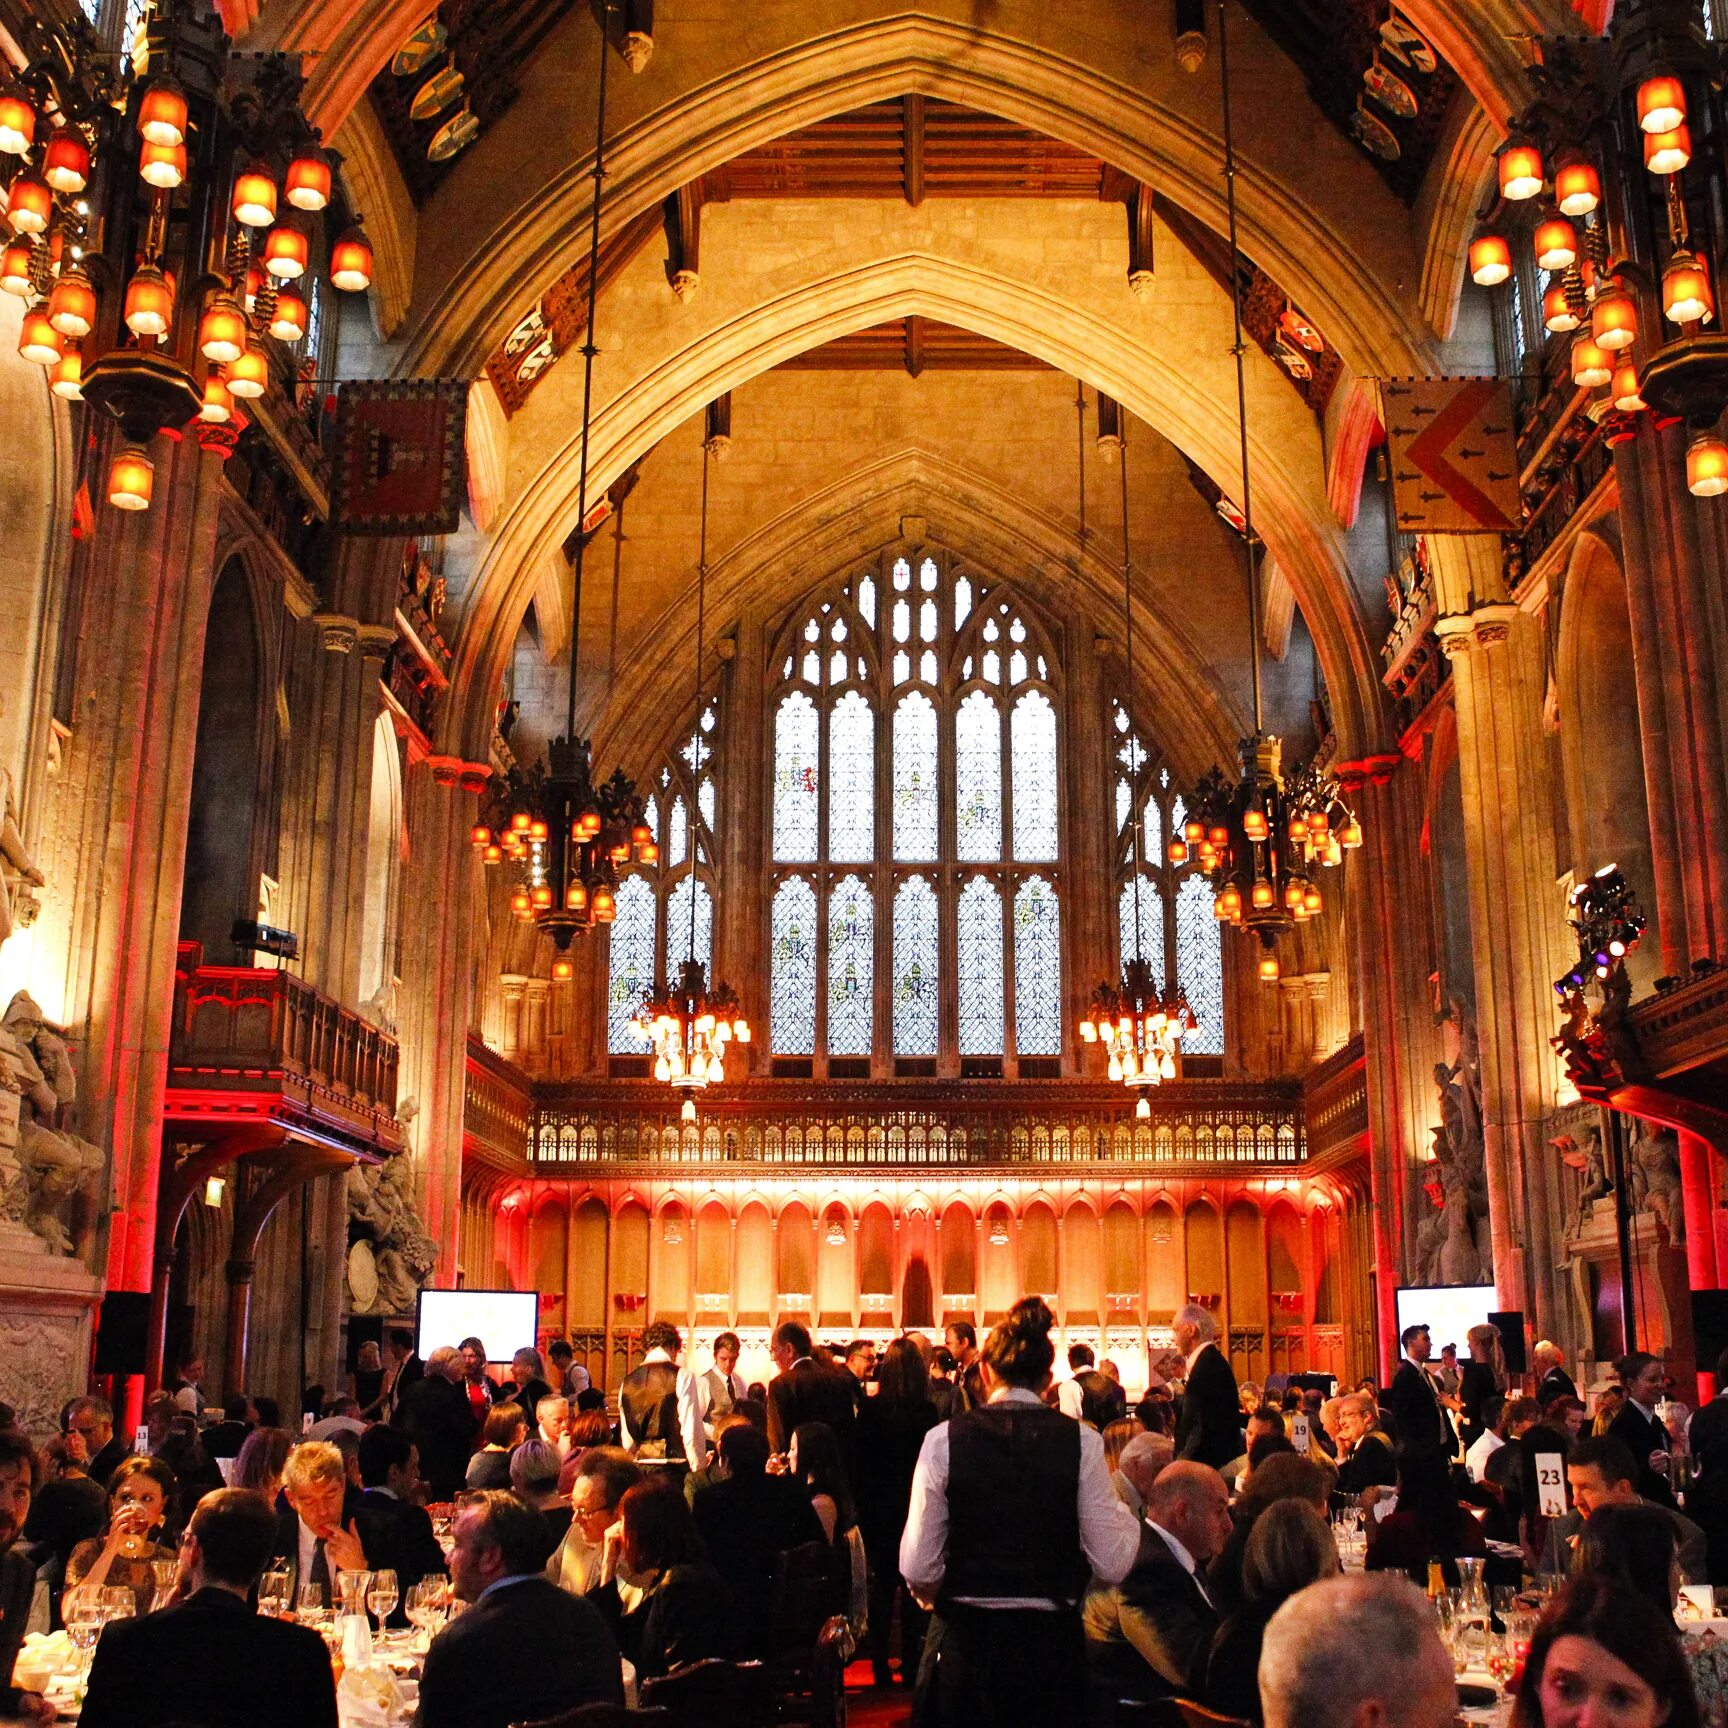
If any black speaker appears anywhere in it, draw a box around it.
[92,1291,150,1377]
[1489,1310,1526,1376]
[1692,1293,1728,1378]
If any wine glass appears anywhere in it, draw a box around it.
[149,1557,180,1614]
[66,1599,104,1675]
[297,1581,329,1629]
[98,1585,136,1624]
[367,1568,398,1630]
[257,1565,292,1618]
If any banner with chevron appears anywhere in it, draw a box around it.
[1382,377,1523,534]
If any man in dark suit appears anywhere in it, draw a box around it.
[385,1327,425,1420]
[1533,1340,1578,1406]
[66,1396,130,1488]
[1538,1433,1707,1582]
[417,1490,623,1728]
[270,1439,371,1598]
[1388,1324,1457,1455]
[692,1423,826,1657]
[204,1394,255,1461]
[1690,1349,1728,1584]
[81,1488,338,1728]
[1172,1305,1242,1470]
[356,1425,447,1617]
[402,1344,478,1501]
[767,1320,858,1458]
[1083,1461,1231,1706]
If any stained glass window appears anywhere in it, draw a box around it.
[771,878,818,1054]
[667,875,712,974]
[607,875,655,1052]
[668,795,688,868]
[773,692,819,861]
[1011,690,1059,861]
[892,876,939,1055]
[893,692,938,861]
[1014,876,1062,1055]
[1119,875,1165,980]
[828,875,874,1055]
[1177,874,1226,1054]
[955,691,1002,861]
[957,878,1005,1055]
[698,779,716,857]
[828,691,874,863]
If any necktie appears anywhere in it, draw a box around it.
[309,1536,331,1599]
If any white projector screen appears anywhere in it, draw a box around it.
[1395,1284,1498,1357]
[416,1289,539,1362]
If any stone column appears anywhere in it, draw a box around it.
[1430,534,1571,1342]
[714,623,765,1071]
[498,975,528,1062]
[1063,626,1114,1078]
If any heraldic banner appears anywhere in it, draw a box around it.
[1382,376,1522,534]
[332,379,469,535]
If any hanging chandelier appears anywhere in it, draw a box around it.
[1077,389,1195,1115]
[1172,0,1364,985]
[1,10,373,511]
[473,1,645,973]
[633,427,751,1121]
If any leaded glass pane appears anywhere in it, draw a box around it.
[957,877,1004,1055]
[829,649,847,683]
[919,598,937,641]
[892,599,910,643]
[920,649,938,684]
[893,651,911,684]
[955,575,972,629]
[1177,874,1225,1055]
[983,650,1000,683]
[668,795,688,868]
[607,875,655,1052]
[699,778,716,855]
[1014,875,1062,1056]
[828,874,874,1055]
[1143,798,1161,865]
[1011,689,1059,861]
[773,692,819,861]
[955,690,1002,861]
[920,557,938,591]
[1009,649,1028,684]
[828,691,874,863]
[893,876,939,1055]
[1115,777,1130,837]
[680,728,711,773]
[893,558,911,591]
[667,875,713,974]
[857,574,876,627]
[892,692,939,861]
[770,878,817,1054]
[802,650,820,683]
[1118,875,1165,981]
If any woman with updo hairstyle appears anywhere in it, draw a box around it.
[898,1296,1142,1728]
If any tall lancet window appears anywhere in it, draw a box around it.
[765,551,1066,1073]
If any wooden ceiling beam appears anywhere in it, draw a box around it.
[904,92,926,207]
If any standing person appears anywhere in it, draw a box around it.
[1363,1446,1486,1587]
[382,1327,423,1420]
[501,1348,550,1414]
[844,1340,878,1412]
[619,1320,707,1477]
[856,1335,940,1687]
[1534,1340,1579,1404]
[1687,1347,1728,1586]
[351,1340,387,1418]
[171,1353,207,1417]
[1173,1304,1242,1471]
[78,1490,339,1728]
[548,1339,592,1401]
[701,1332,746,1436]
[401,1345,476,1502]
[767,1321,857,1460]
[457,1337,500,1429]
[1458,1323,1509,1450]
[1388,1324,1457,1455]
[1610,1351,1681,1509]
[901,1296,1141,1728]
[945,1322,985,1413]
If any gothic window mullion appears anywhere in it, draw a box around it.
[1161,792,1180,1000]
[1001,865,1020,1068]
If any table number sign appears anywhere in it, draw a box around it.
[1535,1456,1568,1518]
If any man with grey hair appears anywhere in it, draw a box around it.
[1172,1305,1241,1470]
[1114,1431,1175,1515]
[1260,1573,1455,1728]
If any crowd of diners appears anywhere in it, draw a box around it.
[0,1313,1720,1728]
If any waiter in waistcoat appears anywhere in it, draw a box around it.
[619,1321,708,1479]
[701,1332,746,1444]
[901,1297,1141,1728]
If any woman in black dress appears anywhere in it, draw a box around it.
[1458,1323,1508,1452]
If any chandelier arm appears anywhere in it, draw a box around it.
[566,0,614,743]
[1217,0,1264,734]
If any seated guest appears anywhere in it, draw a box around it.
[558,1408,617,1498]
[1102,1418,1146,1491]
[684,1411,746,1507]
[1114,1431,1175,1518]
[1539,1433,1708,1583]
[1207,1452,1334,1619]
[1082,1460,1232,1707]
[536,1393,571,1456]
[355,1425,446,1608]
[1244,1404,1284,1457]
[1330,1392,1397,1497]
[66,1396,129,1488]
[1204,1499,1339,1725]
[1243,1430,1296,1481]
[271,1439,369,1598]
[549,1445,640,1597]
[509,1437,571,1560]
[1364,1444,1486,1587]
[64,1455,177,1619]
[156,1415,223,1537]
[232,1427,291,1506]
[203,1395,255,1461]
[420,1490,623,1728]
[0,1430,51,1722]
[1511,1575,1699,1728]
[694,1421,825,1659]
[464,1403,527,1491]
[80,1489,338,1728]
[24,1434,108,1608]
[588,1478,734,1679]
[1259,1572,1457,1728]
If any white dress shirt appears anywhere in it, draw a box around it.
[899,1386,1142,1609]
[1465,1429,1505,1484]
[1056,1378,1086,1421]
[295,1516,326,1594]
[618,1348,708,1469]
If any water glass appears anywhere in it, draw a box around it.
[150,1557,180,1614]
[297,1581,329,1626]
[258,1565,292,1618]
[98,1586,136,1623]
[367,1568,398,1627]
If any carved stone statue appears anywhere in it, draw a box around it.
[0,746,45,962]
[345,1100,437,1316]
[1556,1125,1613,1229]
[1415,1001,1491,1286]
[1628,1122,1685,1247]
[0,993,104,1256]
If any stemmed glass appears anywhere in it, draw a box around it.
[367,1569,398,1632]
[65,1599,104,1677]
[98,1586,136,1625]
[297,1581,330,1631]
[258,1566,292,1618]
[149,1558,180,1615]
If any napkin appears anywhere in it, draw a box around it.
[12,1628,73,1691]
[336,1660,417,1728]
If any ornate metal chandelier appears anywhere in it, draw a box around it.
[473,2,644,974]
[1171,0,1364,984]
[1077,389,1194,1115]
[2,9,372,511]
[633,430,751,1121]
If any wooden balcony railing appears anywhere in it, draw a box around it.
[464,1035,533,1171]
[166,944,401,1153]
[1302,1034,1368,1165]
[527,1078,1306,1172]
